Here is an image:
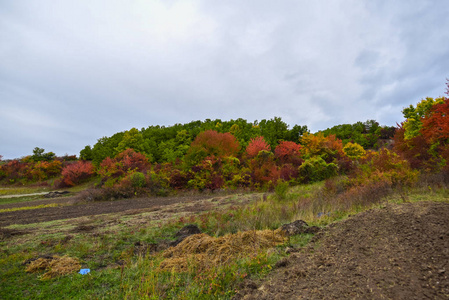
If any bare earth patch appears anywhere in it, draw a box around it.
[0,192,258,227]
[234,201,449,300]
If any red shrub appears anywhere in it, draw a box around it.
[98,149,151,179]
[274,141,303,165]
[246,136,270,158]
[186,130,240,167]
[116,149,151,172]
[279,164,299,181]
[169,169,193,190]
[205,173,224,191]
[248,152,280,189]
[59,161,95,187]
[24,160,62,181]
[1,160,28,182]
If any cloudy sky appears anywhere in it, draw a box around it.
[1,1,449,159]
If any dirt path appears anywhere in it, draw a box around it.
[0,193,249,227]
[0,192,49,199]
[235,201,449,300]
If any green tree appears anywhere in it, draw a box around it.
[259,117,289,148]
[402,97,445,140]
[79,145,93,160]
[91,132,125,165]
[115,128,150,155]
[31,147,56,162]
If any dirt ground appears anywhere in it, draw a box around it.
[0,192,256,227]
[235,201,449,299]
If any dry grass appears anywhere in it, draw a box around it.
[159,229,286,272]
[25,255,81,280]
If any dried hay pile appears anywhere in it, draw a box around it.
[25,255,81,280]
[159,229,286,272]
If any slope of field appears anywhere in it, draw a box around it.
[0,192,259,227]
[235,201,449,299]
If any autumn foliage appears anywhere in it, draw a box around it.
[246,137,270,158]
[420,99,449,144]
[185,130,240,166]
[98,149,151,179]
[58,161,95,187]
[6,84,449,200]
[274,141,302,165]
[394,85,449,172]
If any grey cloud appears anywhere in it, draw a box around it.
[1,1,449,158]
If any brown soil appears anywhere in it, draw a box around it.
[235,201,449,300]
[0,193,253,227]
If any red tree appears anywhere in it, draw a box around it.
[421,99,449,144]
[189,130,240,158]
[185,130,240,168]
[246,136,270,158]
[274,141,303,165]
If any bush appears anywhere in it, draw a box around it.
[58,161,95,187]
[274,141,302,165]
[185,130,240,167]
[98,149,151,179]
[25,160,62,182]
[299,157,338,183]
[130,172,146,188]
[246,137,270,158]
[343,142,366,160]
[274,180,289,200]
[169,169,193,190]
[147,171,170,196]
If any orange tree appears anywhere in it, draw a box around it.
[183,130,241,191]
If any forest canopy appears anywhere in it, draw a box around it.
[80,117,394,165]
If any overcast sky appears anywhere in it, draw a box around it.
[1,1,448,159]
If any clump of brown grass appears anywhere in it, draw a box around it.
[158,230,286,272]
[25,255,81,280]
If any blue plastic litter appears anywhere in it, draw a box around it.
[79,269,90,275]
[317,212,330,218]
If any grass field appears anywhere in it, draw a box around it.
[1,180,448,299]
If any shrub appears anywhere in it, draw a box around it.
[343,142,366,160]
[147,171,171,196]
[185,130,240,167]
[246,136,270,158]
[169,169,193,190]
[0,160,27,183]
[300,132,344,162]
[98,149,151,179]
[25,160,62,182]
[130,172,146,188]
[351,149,419,187]
[248,150,280,189]
[298,157,338,183]
[274,141,302,165]
[279,163,299,182]
[274,180,289,200]
[58,161,95,187]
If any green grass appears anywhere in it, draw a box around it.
[0,195,50,205]
[0,203,60,213]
